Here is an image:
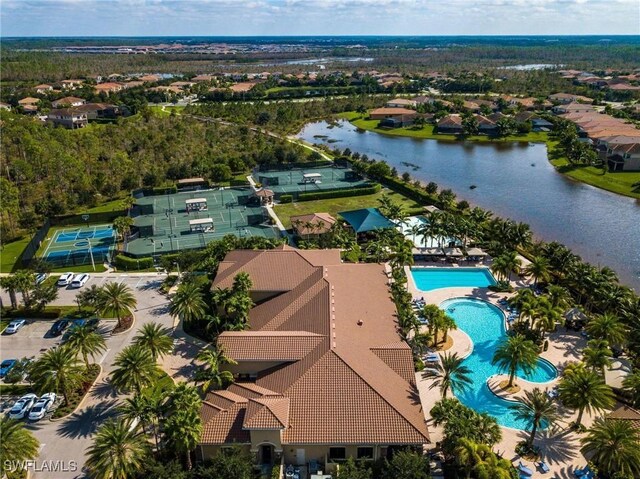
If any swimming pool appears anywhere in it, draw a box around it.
[439,298,557,430]
[411,267,497,291]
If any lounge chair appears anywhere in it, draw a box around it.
[573,466,586,477]
[538,461,550,473]
[518,462,534,476]
[424,353,440,363]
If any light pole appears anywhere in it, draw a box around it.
[87,238,96,271]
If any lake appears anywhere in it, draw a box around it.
[297,121,640,291]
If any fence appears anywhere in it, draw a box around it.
[20,218,51,268]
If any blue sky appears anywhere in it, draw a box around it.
[1,0,639,37]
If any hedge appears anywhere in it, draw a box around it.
[280,194,293,204]
[258,160,333,172]
[51,210,126,226]
[298,183,381,202]
[2,308,62,319]
[114,254,154,271]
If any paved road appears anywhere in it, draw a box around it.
[1,273,199,478]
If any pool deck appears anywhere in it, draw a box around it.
[407,264,601,478]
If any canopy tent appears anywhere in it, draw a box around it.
[189,217,214,233]
[465,247,488,256]
[185,198,208,212]
[302,173,322,184]
[339,208,396,234]
[443,247,464,257]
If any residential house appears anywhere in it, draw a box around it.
[0,102,11,111]
[18,97,40,106]
[609,83,640,92]
[192,74,214,82]
[553,102,597,114]
[94,83,123,95]
[170,81,195,89]
[34,84,53,94]
[138,74,162,83]
[121,81,145,89]
[47,108,88,129]
[369,107,417,126]
[230,82,258,93]
[606,142,640,171]
[51,96,86,108]
[531,118,554,131]
[386,98,416,109]
[149,86,183,95]
[60,79,84,90]
[437,114,464,134]
[475,115,498,134]
[462,100,481,112]
[548,93,593,104]
[290,213,336,238]
[199,247,430,471]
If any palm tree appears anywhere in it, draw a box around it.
[491,334,539,388]
[0,275,19,309]
[525,256,551,286]
[113,216,135,246]
[0,417,40,477]
[195,347,236,393]
[110,345,160,394]
[170,281,207,324]
[621,371,640,407]
[165,384,203,470]
[454,438,482,479]
[586,313,627,347]
[85,418,150,479]
[133,322,173,361]
[440,313,457,344]
[66,324,107,369]
[582,339,612,375]
[511,388,558,447]
[98,281,137,330]
[558,368,615,426]
[30,346,84,405]
[546,284,571,309]
[580,417,640,478]
[429,352,472,398]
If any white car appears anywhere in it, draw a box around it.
[35,273,49,285]
[4,319,26,334]
[70,274,90,288]
[28,393,56,421]
[8,393,37,420]
[57,272,75,286]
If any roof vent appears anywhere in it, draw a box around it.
[357,320,363,326]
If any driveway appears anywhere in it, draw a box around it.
[0,273,199,478]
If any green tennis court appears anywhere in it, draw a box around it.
[125,187,279,257]
[253,166,368,197]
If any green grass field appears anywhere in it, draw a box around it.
[149,105,185,117]
[0,236,31,273]
[274,188,422,228]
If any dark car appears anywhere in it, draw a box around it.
[49,319,70,337]
[86,317,100,330]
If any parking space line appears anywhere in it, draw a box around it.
[98,349,111,365]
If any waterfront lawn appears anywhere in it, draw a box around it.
[0,236,31,273]
[274,189,422,228]
[339,112,549,143]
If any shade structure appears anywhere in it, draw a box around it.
[338,208,396,234]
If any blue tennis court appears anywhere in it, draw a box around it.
[55,225,114,243]
[42,225,116,268]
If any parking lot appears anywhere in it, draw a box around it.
[0,272,177,479]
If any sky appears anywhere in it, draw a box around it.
[1,0,639,37]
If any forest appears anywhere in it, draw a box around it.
[0,110,315,241]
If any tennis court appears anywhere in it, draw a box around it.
[125,187,279,257]
[41,224,116,267]
[253,166,368,198]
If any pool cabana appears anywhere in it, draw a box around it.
[254,188,274,206]
[339,208,396,238]
[189,218,214,233]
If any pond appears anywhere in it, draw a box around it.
[297,120,640,291]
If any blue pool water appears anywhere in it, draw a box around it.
[411,267,496,291]
[439,298,557,430]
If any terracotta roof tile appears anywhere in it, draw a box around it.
[218,331,325,361]
[243,397,290,429]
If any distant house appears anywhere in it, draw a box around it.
[170,81,195,89]
[18,97,40,106]
[34,84,53,94]
[138,74,162,83]
[47,108,88,129]
[531,118,554,131]
[386,98,416,109]
[0,102,11,111]
[121,81,145,89]
[607,143,640,171]
[94,83,123,95]
[74,102,123,120]
[514,111,537,123]
[553,102,597,114]
[192,74,215,82]
[229,82,258,93]
[437,114,464,134]
[488,112,508,123]
[463,100,481,112]
[476,114,498,134]
[60,79,84,90]
[291,213,336,238]
[608,83,640,92]
[149,86,183,95]
[548,93,593,104]
[369,107,417,126]
[51,96,86,108]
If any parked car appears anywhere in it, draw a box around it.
[86,317,100,330]
[57,272,75,286]
[63,319,87,339]
[4,320,26,334]
[28,393,56,421]
[0,359,17,378]
[49,319,70,337]
[8,393,37,419]
[70,274,90,288]
[35,273,49,285]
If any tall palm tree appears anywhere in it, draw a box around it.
[195,347,236,393]
[170,281,207,324]
[546,284,571,309]
[558,368,615,426]
[133,322,173,361]
[524,256,551,286]
[30,346,84,406]
[65,324,107,369]
[582,339,612,375]
[0,417,40,477]
[0,275,19,309]
[440,313,457,344]
[85,418,150,479]
[165,384,203,470]
[511,388,558,446]
[110,345,160,394]
[454,438,482,479]
[98,281,137,330]
[621,371,640,408]
[586,313,627,347]
[491,334,539,388]
[429,352,473,398]
[580,417,640,478]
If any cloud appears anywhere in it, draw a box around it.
[1,0,638,36]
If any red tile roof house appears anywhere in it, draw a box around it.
[199,247,430,472]
[94,83,123,95]
[436,114,464,134]
[46,108,88,129]
[369,107,417,127]
[475,114,498,134]
[386,98,417,109]
[606,142,640,171]
[290,213,336,239]
[34,84,54,94]
[51,96,86,108]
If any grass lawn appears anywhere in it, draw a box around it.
[0,236,31,273]
[339,112,549,143]
[274,188,422,228]
[81,197,127,214]
[149,105,185,117]
[0,384,32,397]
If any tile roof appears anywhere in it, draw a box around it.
[437,114,462,127]
[201,248,429,446]
[291,213,336,236]
[370,107,417,116]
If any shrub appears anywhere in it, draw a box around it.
[1,308,62,319]
[114,254,154,271]
[279,194,293,204]
[298,183,380,202]
[488,280,513,293]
